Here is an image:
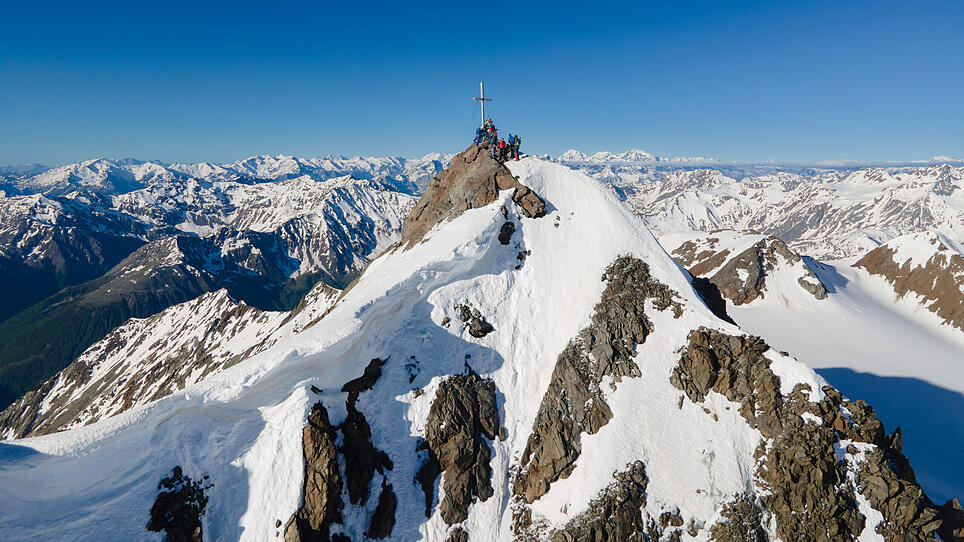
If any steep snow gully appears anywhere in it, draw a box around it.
[0,148,959,541]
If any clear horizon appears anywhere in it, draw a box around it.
[2,1,962,166]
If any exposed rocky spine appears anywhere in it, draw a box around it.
[283,403,344,542]
[671,327,948,541]
[514,256,683,503]
[146,466,210,542]
[416,371,500,525]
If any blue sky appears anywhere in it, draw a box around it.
[1,1,962,165]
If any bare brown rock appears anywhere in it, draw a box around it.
[514,256,683,503]
[938,498,964,542]
[283,402,344,542]
[855,233,964,331]
[400,143,545,247]
[674,235,828,306]
[709,496,767,542]
[446,527,468,542]
[542,461,649,542]
[416,371,500,525]
[671,328,947,542]
[456,303,494,338]
[146,466,210,542]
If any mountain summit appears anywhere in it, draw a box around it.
[0,152,958,541]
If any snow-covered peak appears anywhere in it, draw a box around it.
[557,149,587,162]
[556,148,711,163]
[0,153,944,541]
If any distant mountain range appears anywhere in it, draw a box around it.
[1,145,961,541]
[0,154,447,408]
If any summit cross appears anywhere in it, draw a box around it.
[473,81,492,124]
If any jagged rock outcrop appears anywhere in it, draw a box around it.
[401,143,545,247]
[283,403,344,542]
[671,328,947,541]
[709,496,768,542]
[456,304,494,338]
[340,398,393,506]
[416,371,500,525]
[146,466,210,542]
[855,232,964,331]
[545,461,649,542]
[939,499,964,542]
[445,527,468,542]
[365,481,397,539]
[514,256,683,503]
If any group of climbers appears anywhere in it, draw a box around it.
[473,118,522,162]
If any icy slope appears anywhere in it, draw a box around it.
[0,155,951,541]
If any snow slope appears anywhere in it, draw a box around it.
[0,157,945,540]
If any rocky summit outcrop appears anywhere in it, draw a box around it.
[514,256,683,504]
[855,232,964,331]
[400,143,546,247]
[283,403,344,542]
[672,328,949,542]
[146,466,210,542]
[416,370,500,525]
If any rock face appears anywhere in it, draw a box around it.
[671,328,948,542]
[855,231,964,331]
[711,236,827,304]
[400,143,546,247]
[417,371,500,525]
[673,233,828,305]
[514,256,683,503]
[146,466,210,542]
[285,359,397,541]
[283,403,344,542]
[546,461,649,542]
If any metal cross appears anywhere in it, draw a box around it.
[473,81,492,124]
